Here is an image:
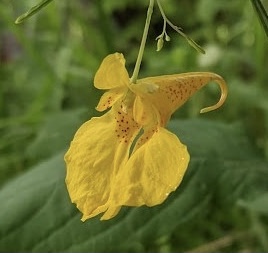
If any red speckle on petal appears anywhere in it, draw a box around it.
[114,106,140,144]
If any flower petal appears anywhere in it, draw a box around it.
[96,87,126,112]
[110,127,190,208]
[65,105,141,221]
[133,95,158,126]
[133,72,227,126]
[65,112,117,220]
[94,53,130,90]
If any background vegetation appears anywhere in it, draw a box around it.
[0,0,268,252]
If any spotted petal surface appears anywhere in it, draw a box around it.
[132,72,227,126]
[65,53,227,221]
[65,105,140,221]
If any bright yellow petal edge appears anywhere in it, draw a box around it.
[64,53,228,221]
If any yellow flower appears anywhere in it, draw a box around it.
[65,53,227,221]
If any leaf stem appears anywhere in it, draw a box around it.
[15,0,54,24]
[131,0,154,83]
[250,0,268,37]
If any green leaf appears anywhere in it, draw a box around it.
[0,152,209,252]
[15,0,54,24]
[250,0,268,37]
[0,119,266,252]
[239,192,268,214]
[26,109,87,160]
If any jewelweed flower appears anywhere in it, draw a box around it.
[65,53,227,221]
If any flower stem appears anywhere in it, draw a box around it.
[131,0,154,83]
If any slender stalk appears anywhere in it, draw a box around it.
[131,0,154,83]
[156,0,205,54]
[250,0,268,37]
[15,0,54,24]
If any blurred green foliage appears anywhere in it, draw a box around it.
[0,0,268,252]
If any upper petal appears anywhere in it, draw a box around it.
[110,127,190,207]
[94,53,130,90]
[132,72,227,126]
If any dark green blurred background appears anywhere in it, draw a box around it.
[0,0,268,252]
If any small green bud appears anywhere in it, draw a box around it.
[165,33,171,41]
[156,37,164,51]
